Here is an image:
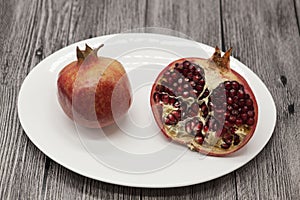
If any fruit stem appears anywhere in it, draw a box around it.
[76,44,104,62]
[211,46,232,71]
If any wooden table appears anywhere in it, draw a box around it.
[1,0,299,199]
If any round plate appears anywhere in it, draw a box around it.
[18,33,276,188]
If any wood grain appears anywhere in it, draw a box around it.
[222,0,300,199]
[41,0,146,200]
[0,0,49,199]
[142,1,236,200]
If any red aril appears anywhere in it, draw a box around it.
[150,47,258,156]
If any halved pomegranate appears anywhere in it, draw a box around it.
[150,47,258,156]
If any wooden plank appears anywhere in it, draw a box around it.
[222,0,300,199]
[295,0,300,30]
[142,1,237,199]
[146,0,222,47]
[0,0,50,199]
[42,0,146,199]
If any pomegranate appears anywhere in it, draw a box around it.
[57,44,132,128]
[150,47,258,156]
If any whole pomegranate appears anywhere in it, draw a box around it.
[57,44,132,128]
[150,47,258,156]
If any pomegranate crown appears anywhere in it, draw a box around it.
[76,44,104,62]
[211,46,233,71]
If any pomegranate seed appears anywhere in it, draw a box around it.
[195,84,203,92]
[153,92,161,103]
[237,89,244,98]
[247,110,255,117]
[161,94,169,104]
[246,99,253,106]
[247,118,254,126]
[238,99,245,106]
[175,63,179,67]
[178,78,183,84]
[224,81,231,90]
[203,125,209,132]
[169,97,176,105]
[248,105,254,111]
[171,72,178,79]
[227,105,233,111]
[182,91,189,98]
[221,143,230,149]
[173,101,180,108]
[223,134,233,140]
[225,90,229,96]
[183,69,189,76]
[183,61,190,68]
[201,89,209,98]
[229,115,236,122]
[229,127,236,133]
[190,121,196,130]
[231,81,239,90]
[185,122,192,134]
[183,83,189,89]
[245,94,250,99]
[229,89,236,97]
[233,103,239,109]
[164,71,171,77]
[231,109,239,116]
[224,138,233,145]
[193,75,200,82]
[199,79,205,86]
[189,65,196,71]
[201,104,208,112]
[165,118,171,125]
[172,110,181,120]
[177,86,183,94]
[172,82,179,88]
[218,83,225,90]
[195,121,203,131]
[225,111,231,119]
[190,81,196,87]
[195,136,204,144]
[236,118,243,125]
[241,113,248,121]
[233,134,240,145]
[233,96,239,103]
[190,89,197,96]
[187,73,193,80]
[191,103,199,112]
[224,120,232,127]
[227,97,233,105]
[167,113,177,124]
[242,106,248,113]
[180,102,187,111]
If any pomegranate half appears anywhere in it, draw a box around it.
[57,44,132,128]
[150,47,258,156]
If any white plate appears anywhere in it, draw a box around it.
[18,33,276,188]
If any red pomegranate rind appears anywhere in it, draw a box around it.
[150,47,258,156]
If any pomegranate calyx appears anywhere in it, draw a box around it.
[211,46,232,72]
[76,44,104,62]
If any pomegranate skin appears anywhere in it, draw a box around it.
[150,47,258,156]
[57,45,132,128]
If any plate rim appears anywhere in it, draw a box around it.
[18,33,277,188]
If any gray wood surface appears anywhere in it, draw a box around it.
[0,0,299,199]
